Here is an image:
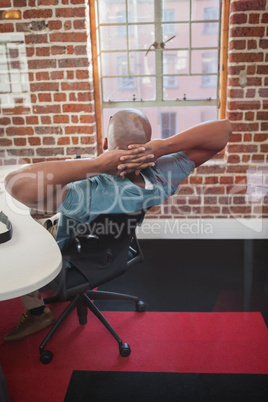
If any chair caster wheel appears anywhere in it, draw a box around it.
[119,343,131,357]
[78,315,87,325]
[40,350,53,364]
[136,300,146,312]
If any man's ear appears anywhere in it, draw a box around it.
[103,137,108,150]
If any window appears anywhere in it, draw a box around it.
[118,56,135,89]
[161,112,177,139]
[162,9,176,36]
[204,7,219,34]
[0,33,31,111]
[202,52,218,87]
[117,11,133,37]
[92,0,222,139]
[201,109,216,122]
[163,54,177,89]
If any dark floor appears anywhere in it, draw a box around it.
[97,239,268,326]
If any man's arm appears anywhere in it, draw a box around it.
[4,147,154,212]
[155,119,232,167]
[119,119,232,174]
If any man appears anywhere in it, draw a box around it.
[3,109,232,341]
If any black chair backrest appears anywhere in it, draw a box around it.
[61,212,144,289]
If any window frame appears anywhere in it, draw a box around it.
[89,0,230,152]
[0,33,31,111]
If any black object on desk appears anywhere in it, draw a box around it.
[0,211,13,244]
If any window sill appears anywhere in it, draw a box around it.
[202,155,226,166]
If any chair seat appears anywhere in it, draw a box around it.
[61,247,137,289]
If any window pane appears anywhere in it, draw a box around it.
[191,50,218,74]
[127,0,154,22]
[0,44,11,92]
[163,50,189,75]
[163,9,175,23]
[142,51,156,75]
[98,0,126,24]
[101,51,155,76]
[162,23,189,49]
[163,75,217,101]
[99,25,127,50]
[0,36,31,109]
[162,0,190,22]
[204,6,220,20]
[162,51,189,92]
[101,52,126,76]
[191,22,219,47]
[162,9,176,37]
[191,0,220,21]
[118,55,135,81]
[203,6,220,35]
[161,112,177,139]
[116,11,130,37]
[102,76,156,101]
[201,74,217,89]
[128,24,155,50]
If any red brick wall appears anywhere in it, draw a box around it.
[150,0,268,221]
[0,0,267,219]
[224,0,268,220]
[0,0,97,162]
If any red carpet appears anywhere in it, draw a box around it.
[0,298,267,401]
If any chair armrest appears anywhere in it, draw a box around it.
[127,232,144,269]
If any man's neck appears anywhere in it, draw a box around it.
[126,172,145,189]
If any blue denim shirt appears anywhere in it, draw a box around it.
[56,152,195,249]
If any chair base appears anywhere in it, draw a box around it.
[39,291,146,364]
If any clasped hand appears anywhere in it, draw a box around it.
[118,140,163,177]
[98,145,155,178]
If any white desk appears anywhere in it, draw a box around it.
[0,165,62,301]
[0,165,62,401]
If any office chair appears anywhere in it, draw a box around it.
[39,212,146,364]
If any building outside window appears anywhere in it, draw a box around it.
[117,11,133,37]
[161,112,177,139]
[202,52,218,87]
[162,9,176,36]
[118,55,136,89]
[204,7,219,34]
[163,54,177,89]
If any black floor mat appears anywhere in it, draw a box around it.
[65,371,268,402]
[95,239,268,325]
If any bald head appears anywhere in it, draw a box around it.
[107,109,152,150]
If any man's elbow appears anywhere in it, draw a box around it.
[4,172,19,198]
[4,172,35,208]
[222,119,232,141]
[218,119,232,150]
